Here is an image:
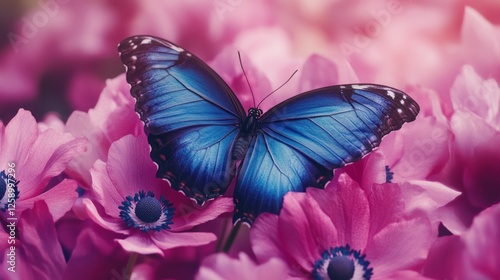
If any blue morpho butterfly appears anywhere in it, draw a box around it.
[118,35,419,226]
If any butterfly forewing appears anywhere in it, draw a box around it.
[118,36,245,204]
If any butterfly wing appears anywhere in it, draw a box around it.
[118,36,246,204]
[234,84,419,224]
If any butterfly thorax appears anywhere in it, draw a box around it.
[232,108,262,160]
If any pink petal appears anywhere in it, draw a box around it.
[151,230,217,250]
[298,54,339,93]
[400,180,460,224]
[17,201,66,279]
[116,233,164,256]
[437,194,481,235]
[170,197,234,231]
[365,183,404,239]
[196,252,288,280]
[251,213,287,263]
[365,218,435,277]
[0,109,38,168]
[82,198,129,234]
[16,179,78,221]
[23,129,86,197]
[90,160,126,218]
[308,175,368,249]
[277,191,337,272]
[461,203,500,279]
[422,236,462,280]
[361,151,388,188]
[106,134,159,196]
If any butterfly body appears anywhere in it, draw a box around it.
[118,35,419,225]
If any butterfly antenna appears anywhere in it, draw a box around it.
[238,52,256,108]
[257,69,298,109]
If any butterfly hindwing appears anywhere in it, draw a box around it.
[234,84,419,224]
[118,36,245,204]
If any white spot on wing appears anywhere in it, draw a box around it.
[351,85,370,90]
[387,90,396,99]
[141,38,152,44]
[397,108,403,113]
[400,99,405,105]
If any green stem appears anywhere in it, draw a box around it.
[222,221,241,253]
[124,252,138,280]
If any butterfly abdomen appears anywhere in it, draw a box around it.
[232,108,262,160]
[232,136,251,160]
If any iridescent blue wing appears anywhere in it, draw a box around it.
[118,36,246,204]
[234,84,419,224]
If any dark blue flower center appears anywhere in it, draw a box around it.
[327,256,354,280]
[385,165,394,183]
[119,190,175,232]
[135,196,162,223]
[312,245,373,280]
[0,170,20,212]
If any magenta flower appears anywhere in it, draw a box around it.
[423,202,500,279]
[196,252,288,280]
[0,109,86,221]
[65,74,143,187]
[251,174,436,279]
[83,133,234,255]
[0,201,65,279]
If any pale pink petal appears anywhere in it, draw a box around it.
[361,151,388,188]
[90,160,126,217]
[106,134,159,196]
[461,203,500,279]
[450,110,496,160]
[151,230,217,250]
[450,65,500,126]
[0,109,38,167]
[116,234,164,256]
[20,129,87,197]
[170,197,234,231]
[251,213,287,263]
[196,252,288,280]
[365,218,435,277]
[16,179,78,221]
[401,180,461,224]
[298,54,339,93]
[385,116,450,181]
[82,198,128,234]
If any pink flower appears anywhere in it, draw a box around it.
[83,133,234,255]
[65,74,143,187]
[196,252,288,280]
[437,65,500,233]
[0,109,86,221]
[251,174,436,279]
[0,201,65,279]
[423,202,500,279]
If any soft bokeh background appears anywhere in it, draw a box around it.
[1,0,498,123]
[1,1,500,279]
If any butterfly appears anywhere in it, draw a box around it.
[118,35,419,226]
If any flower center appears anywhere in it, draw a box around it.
[385,165,394,183]
[0,170,20,212]
[327,256,354,280]
[135,196,162,223]
[119,190,175,232]
[312,245,373,280]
